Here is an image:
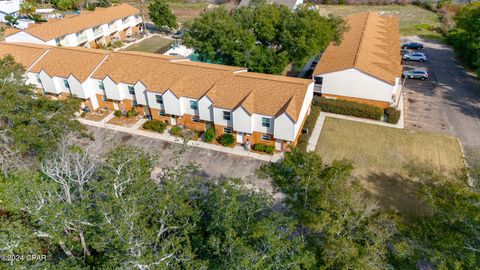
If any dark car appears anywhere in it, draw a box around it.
[401,42,424,50]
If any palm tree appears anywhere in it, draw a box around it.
[19,1,37,19]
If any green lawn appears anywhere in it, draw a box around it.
[316,4,443,38]
[124,35,174,53]
[316,117,464,217]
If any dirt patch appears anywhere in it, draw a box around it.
[83,110,111,122]
[107,116,140,127]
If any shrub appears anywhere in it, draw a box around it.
[296,106,321,152]
[385,107,401,124]
[218,134,235,147]
[143,120,166,133]
[169,125,182,136]
[253,143,274,154]
[203,127,216,142]
[126,109,138,118]
[80,111,87,117]
[114,110,122,117]
[313,96,383,120]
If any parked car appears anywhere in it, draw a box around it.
[172,30,184,39]
[402,69,429,80]
[401,42,424,50]
[402,52,427,62]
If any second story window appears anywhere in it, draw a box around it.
[223,111,231,121]
[55,38,61,45]
[35,74,41,84]
[190,100,198,110]
[63,79,70,90]
[261,117,271,128]
[98,81,105,90]
[155,95,163,104]
[128,85,135,95]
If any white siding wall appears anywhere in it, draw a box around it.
[274,113,295,141]
[145,91,165,110]
[118,83,134,100]
[252,114,274,135]
[134,82,147,105]
[293,82,314,140]
[162,90,181,116]
[198,96,213,121]
[25,72,40,87]
[5,32,46,44]
[213,107,232,127]
[67,76,85,98]
[39,70,59,94]
[180,97,199,116]
[103,76,122,100]
[233,107,252,133]
[318,68,394,103]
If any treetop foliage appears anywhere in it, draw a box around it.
[182,2,345,74]
[148,0,177,30]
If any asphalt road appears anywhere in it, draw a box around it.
[403,37,480,150]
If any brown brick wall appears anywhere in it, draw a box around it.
[105,35,111,45]
[176,114,205,131]
[118,30,126,40]
[251,131,275,147]
[132,25,138,34]
[322,93,389,109]
[96,94,115,111]
[88,40,97,48]
[150,108,172,124]
[122,99,144,116]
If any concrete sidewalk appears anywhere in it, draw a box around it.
[78,116,283,162]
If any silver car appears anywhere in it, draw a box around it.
[402,69,429,80]
[402,52,427,62]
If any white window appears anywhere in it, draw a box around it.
[190,100,198,110]
[102,96,108,101]
[98,81,105,90]
[158,110,166,116]
[223,111,231,121]
[55,38,61,45]
[314,76,323,85]
[192,116,200,123]
[223,127,232,134]
[261,117,271,128]
[261,134,271,141]
[155,95,163,104]
[35,74,41,84]
[128,85,135,95]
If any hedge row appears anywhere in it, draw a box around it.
[385,107,401,124]
[253,143,274,154]
[313,96,383,120]
[296,106,321,152]
[143,120,166,133]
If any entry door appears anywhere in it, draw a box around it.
[170,116,176,125]
[113,102,119,110]
[237,132,244,143]
[275,139,282,151]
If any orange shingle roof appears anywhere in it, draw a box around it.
[6,4,139,41]
[313,12,402,85]
[0,43,49,69]
[1,42,312,121]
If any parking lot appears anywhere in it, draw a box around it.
[402,37,480,149]
[88,126,274,191]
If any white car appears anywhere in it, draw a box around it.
[402,52,427,62]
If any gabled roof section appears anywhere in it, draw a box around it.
[5,4,140,41]
[0,42,49,69]
[29,46,108,82]
[313,12,402,85]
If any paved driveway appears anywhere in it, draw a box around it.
[402,37,480,150]
[88,126,273,191]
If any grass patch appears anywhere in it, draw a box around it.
[316,117,465,217]
[124,35,174,53]
[316,4,442,37]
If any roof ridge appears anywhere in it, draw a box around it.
[352,12,370,68]
[235,72,312,85]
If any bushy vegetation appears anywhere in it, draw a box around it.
[148,0,177,30]
[202,127,215,142]
[252,143,275,154]
[446,2,480,77]
[182,3,345,74]
[385,106,401,124]
[296,106,321,152]
[114,110,122,117]
[126,109,138,118]
[142,119,166,133]
[218,133,235,147]
[169,125,182,136]
[314,96,384,120]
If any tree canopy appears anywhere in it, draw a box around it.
[148,0,177,30]
[446,2,480,76]
[182,2,345,74]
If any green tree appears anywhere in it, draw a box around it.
[182,3,344,74]
[19,0,36,18]
[446,2,480,76]
[148,0,177,30]
[260,150,395,269]
[4,15,18,27]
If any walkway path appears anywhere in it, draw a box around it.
[78,115,282,162]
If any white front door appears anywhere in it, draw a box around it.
[275,139,282,151]
[113,102,119,110]
[237,132,243,143]
[170,116,176,125]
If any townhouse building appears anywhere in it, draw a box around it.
[4,4,142,48]
[0,43,314,151]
